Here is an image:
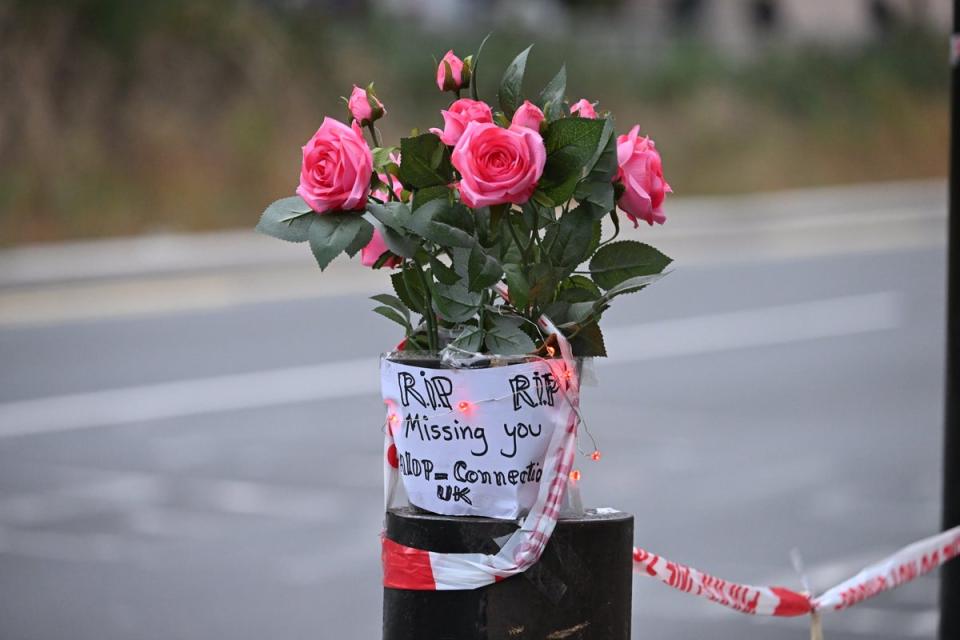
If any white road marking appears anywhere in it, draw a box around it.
[0,292,901,439]
[601,291,901,364]
[0,467,349,528]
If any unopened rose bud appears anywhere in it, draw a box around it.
[347,84,385,125]
[570,99,598,119]
[510,100,545,132]
[437,50,470,92]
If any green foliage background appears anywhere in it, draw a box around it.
[0,0,948,246]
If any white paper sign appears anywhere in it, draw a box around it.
[381,358,573,519]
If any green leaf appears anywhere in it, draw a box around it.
[499,45,533,119]
[519,200,540,231]
[545,206,595,270]
[557,275,602,303]
[410,199,476,248]
[569,322,607,357]
[574,180,615,220]
[412,185,451,211]
[537,117,607,206]
[362,210,418,259]
[589,240,672,290]
[429,255,460,285]
[585,117,617,182]
[344,219,374,257]
[541,301,571,325]
[430,281,482,323]
[528,263,562,307]
[399,133,453,189]
[393,270,426,315]
[473,207,493,246]
[489,204,510,234]
[466,243,502,291]
[373,306,412,333]
[372,146,399,171]
[308,213,366,270]
[469,33,492,102]
[366,201,412,232]
[539,65,567,121]
[502,264,529,310]
[371,294,410,322]
[256,196,315,243]
[601,272,667,300]
[451,325,484,352]
[565,300,602,325]
[484,315,536,355]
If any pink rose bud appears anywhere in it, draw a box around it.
[451,121,546,208]
[347,85,385,125]
[361,227,402,269]
[570,99,598,119]
[429,98,493,146]
[437,50,468,92]
[511,100,545,132]
[296,117,373,214]
[615,125,671,226]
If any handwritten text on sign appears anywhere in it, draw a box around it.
[381,358,573,519]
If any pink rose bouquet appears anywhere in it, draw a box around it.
[258,40,672,357]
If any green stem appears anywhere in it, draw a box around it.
[506,219,527,255]
[530,226,546,262]
[598,212,620,248]
[366,123,382,148]
[411,259,439,353]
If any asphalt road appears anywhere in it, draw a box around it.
[0,181,949,639]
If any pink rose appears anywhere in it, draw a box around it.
[429,98,493,147]
[296,117,373,214]
[437,50,466,92]
[347,85,385,125]
[511,100,545,132]
[451,121,546,208]
[361,227,402,269]
[570,99,597,119]
[615,125,671,226]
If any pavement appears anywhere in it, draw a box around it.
[0,179,949,639]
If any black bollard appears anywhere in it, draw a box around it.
[383,507,634,640]
[944,4,960,638]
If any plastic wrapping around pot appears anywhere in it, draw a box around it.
[381,353,580,520]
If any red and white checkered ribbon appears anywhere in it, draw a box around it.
[381,310,580,590]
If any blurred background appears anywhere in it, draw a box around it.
[0,1,952,639]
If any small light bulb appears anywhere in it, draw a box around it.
[590,450,601,462]
[569,469,582,482]
[388,414,400,425]
[546,346,556,357]
[458,401,471,412]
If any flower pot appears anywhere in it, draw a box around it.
[381,354,578,520]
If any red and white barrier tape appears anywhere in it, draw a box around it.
[632,547,811,616]
[632,524,960,617]
[813,524,960,611]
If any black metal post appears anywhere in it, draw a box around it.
[942,4,960,639]
[383,507,634,640]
